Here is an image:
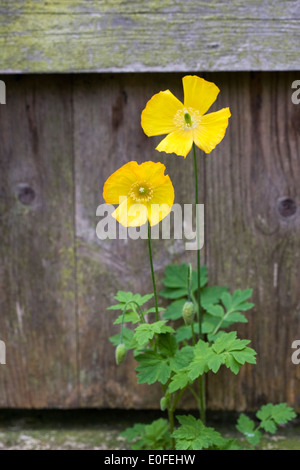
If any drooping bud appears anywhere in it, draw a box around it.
[182,301,195,325]
[160,395,169,411]
[115,343,127,365]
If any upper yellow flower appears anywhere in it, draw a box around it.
[103,161,174,227]
[141,75,231,158]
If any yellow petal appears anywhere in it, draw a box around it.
[136,161,168,188]
[147,201,172,226]
[194,107,231,154]
[147,176,175,226]
[156,129,194,158]
[151,176,175,208]
[141,90,183,136]
[103,161,138,204]
[112,197,148,227]
[183,75,220,116]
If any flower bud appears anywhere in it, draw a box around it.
[115,343,126,365]
[182,301,195,325]
[160,396,169,411]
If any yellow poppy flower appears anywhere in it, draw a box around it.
[103,161,174,227]
[141,75,231,158]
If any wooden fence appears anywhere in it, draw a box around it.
[0,1,299,411]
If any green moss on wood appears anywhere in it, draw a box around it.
[0,0,299,72]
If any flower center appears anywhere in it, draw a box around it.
[174,107,201,130]
[129,181,153,202]
[184,111,193,127]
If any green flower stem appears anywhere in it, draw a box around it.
[188,385,201,408]
[147,222,159,322]
[191,323,196,345]
[192,142,203,339]
[198,376,206,424]
[168,407,176,450]
[192,142,206,424]
[211,310,231,337]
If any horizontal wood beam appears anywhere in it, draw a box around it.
[0,0,299,73]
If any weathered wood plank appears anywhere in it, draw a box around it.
[0,1,299,73]
[0,76,78,407]
[203,72,300,411]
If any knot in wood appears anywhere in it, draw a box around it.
[277,197,297,218]
[17,184,36,205]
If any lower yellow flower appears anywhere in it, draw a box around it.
[141,75,231,158]
[103,161,174,227]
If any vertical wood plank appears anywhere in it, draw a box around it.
[204,72,300,410]
[0,76,78,407]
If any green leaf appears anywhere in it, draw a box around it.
[168,346,194,391]
[231,347,257,366]
[163,299,186,320]
[168,368,191,393]
[212,331,242,354]
[270,403,297,424]
[144,307,165,315]
[113,310,140,325]
[224,312,248,324]
[256,403,297,434]
[201,286,228,309]
[161,264,197,289]
[261,420,277,434]
[201,288,254,333]
[134,321,174,347]
[211,332,257,374]
[221,289,254,315]
[188,341,212,380]
[157,333,178,356]
[160,264,208,300]
[236,414,261,446]
[201,287,252,334]
[144,418,171,448]
[108,291,156,324]
[135,351,171,385]
[224,354,241,375]
[169,345,194,371]
[115,291,154,306]
[188,332,257,378]
[160,287,188,300]
[207,354,225,373]
[121,423,146,442]
[121,419,171,450]
[202,314,221,335]
[205,304,224,317]
[172,415,226,450]
[175,323,199,343]
[109,328,135,349]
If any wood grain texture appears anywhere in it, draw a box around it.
[0,72,299,411]
[0,76,79,407]
[0,0,299,73]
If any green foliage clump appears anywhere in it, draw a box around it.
[107,263,297,450]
